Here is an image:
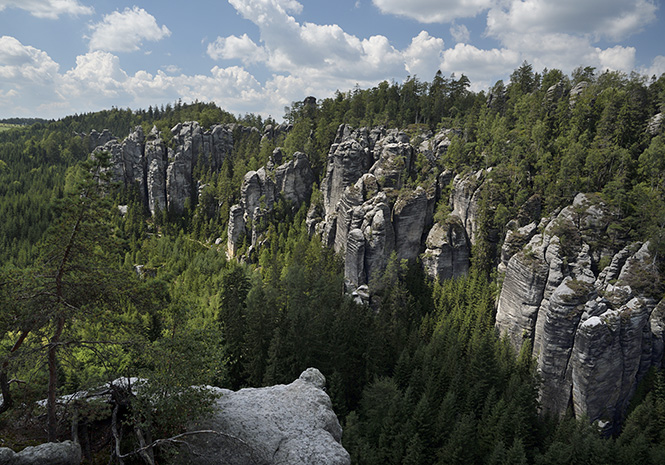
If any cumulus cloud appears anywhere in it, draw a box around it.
[404,31,445,78]
[642,56,665,78]
[441,43,520,86]
[0,0,92,19]
[212,0,436,89]
[597,45,637,72]
[88,6,171,53]
[207,34,268,64]
[60,51,129,99]
[450,23,470,43]
[372,0,492,23]
[0,35,59,84]
[486,0,657,42]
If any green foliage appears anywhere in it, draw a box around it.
[2,64,665,461]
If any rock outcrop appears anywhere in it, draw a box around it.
[96,121,476,286]
[421,219,469,280]
[647,112,663,135]
[94,122,241,215]
[0,441,81,465]
[179,368,350,465]
[226,152,315,258]
[307,124,476,291]
[495,193,664,431]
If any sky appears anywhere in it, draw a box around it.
[0,0,664,121]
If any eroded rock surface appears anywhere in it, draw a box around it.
[95,122,240,215]
[0,441,81,465]
[495,193,664,430]
[308,124,476,291]
[227,152,315,258]
[179,368,350,465]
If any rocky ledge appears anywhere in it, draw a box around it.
[178,368,350,465]
[495,193,665,431]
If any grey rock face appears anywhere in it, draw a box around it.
[145,130,168,215]
[495,246,549,352]
[569,81,589,107]
[496,193,664,430]
[321,125,373,217]
[345,228,366,289]
[499,222,538,272]
[97,122,236,215]
[227,153,315,258]
[88,129,114,151]
[227,205,246,258]
[179,368,350,465]
[369,135,413,190]
[647,112,663,135]
[329,174,395,288]
[537,277,594,417]
[0,441,81,465]
[311,125,475,289]
[275,152,315,206]
[393,187,428,261]
[418,129,460,162]
[421,219,469,281]
[449,170,487,245]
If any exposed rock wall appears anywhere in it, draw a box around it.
[98,121,475,285]
[0,441,81,465]
[308,124,476,291]
[93,122,240,215]
[227,152,315,258]
[180,368,350,465]
[495,193,664,431]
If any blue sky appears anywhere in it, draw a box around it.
[1,0,664,120]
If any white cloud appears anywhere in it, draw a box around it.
[207,34,268,64]
[597,45,636,72]
[490,32,637,75]
[88,6,171,53]
[0,0,92,19]
[641,56,665,78]
[441,43,520,75]
[60,51,129,98]
[0,35,59,84]
[450,23,470,43]
[404,31,444,78]
[217,0,437,88]
[162,64,181,74]
[486,0,657,42]
[229,0,304,18]
[372,0,492,23]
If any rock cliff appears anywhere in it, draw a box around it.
[0,441,81,465]
[307,124,477,291]
[92,122,241,215]
[97,122,478,286]
[226,152,315,258]
[179,368,350,465]
[495,193,664,431]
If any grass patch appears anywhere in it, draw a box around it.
[0,123,22,132]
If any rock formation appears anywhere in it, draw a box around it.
[422,218,470,282]
[306,124,476,292]
[495,193,664,431]
[227,152,315,258]
[95,121,475,286]
[647,112,663,135]
[0,441,81,465]
[93,122,240,215]
[178,368,350,465]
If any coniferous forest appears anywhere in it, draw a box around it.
[1,64,665,464]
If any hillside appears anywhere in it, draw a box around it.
[1,65,665,464]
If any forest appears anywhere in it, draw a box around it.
[1,62,665,464]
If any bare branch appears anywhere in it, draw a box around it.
[117,429,262,464]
